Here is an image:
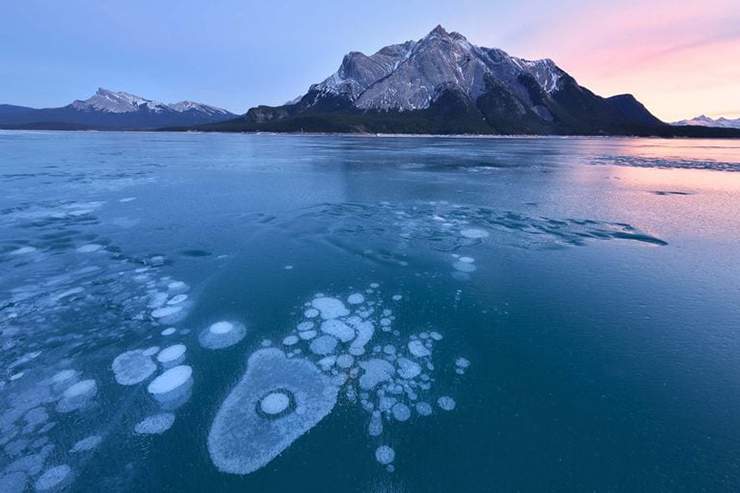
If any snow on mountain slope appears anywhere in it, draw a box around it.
[70,88,232,117]
[672,115,740,129]
[168,101,231,116]
[71,88,171,113]
[309,25,564,112]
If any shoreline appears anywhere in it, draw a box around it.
[1,128,737,141]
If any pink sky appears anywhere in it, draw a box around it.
[468,0,740,122]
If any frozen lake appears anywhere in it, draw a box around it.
[1,132,739,492]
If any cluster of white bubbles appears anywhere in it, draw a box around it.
[207,283,469,474]
[0,196,206,491]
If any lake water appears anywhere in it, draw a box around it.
[1,131,739,492]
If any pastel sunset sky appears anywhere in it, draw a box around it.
[1,0,738,121]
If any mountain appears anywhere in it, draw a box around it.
[193,25,683,136]
[672,115,740,129]
[606,94,664,126]
[0,88,234,130]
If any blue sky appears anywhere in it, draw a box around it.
[1,0,738,120]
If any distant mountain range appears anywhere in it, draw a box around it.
[0,88,234,130]
[1,26,738,137]
[672,115,740,129]
[189,26,739,138]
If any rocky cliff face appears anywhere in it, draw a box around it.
[240,25,664,135]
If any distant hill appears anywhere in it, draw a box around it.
[606,94,664,126]
[672,115,740,129]
[0,88,235,130]
[180,25,738,137]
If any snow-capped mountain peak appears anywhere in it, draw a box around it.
[307,25,565,112]
[168,101,230,116]
[672,115,740,129]
[71,88,170,114]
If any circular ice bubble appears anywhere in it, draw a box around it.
[0,471,27,493]
[455,357,470,369]
[415,402,433,416]
[336,354,354,369]
[147,365,193,402]
[459,256,475,263]
[391,403,411,422]
[437,396,456,411]
[259,392,291,415]
[452,261,477,273]
[375,445,395,465]
[297,321,314,331]
[392,294,403,301]
[320,320,355,343]
[157,344,186,367]
[311,297,350,319]
[299,330,317,340]
[51,369,76,384]
[168,281,188,292]
[396,358,422,379]
[303,309,319,318]
[57,380,98,413]
[210,321,233,334]
[283,335,299,346]
[347,293,365,305]
[70,435,102,453]
[460,228,489,239]
[309,335,338,355]
[161,328,176,336]
[35,465,70,491]
[76,244,102,253]
[208,349,338,475]
[135,413,175,435]
[408,340,431,358]
[167,294,188,305]
[358,359,395,390]
[112,350,156,385]
[199,321,247,350]
[152,306,182,319]
[11,246,36,255]
[61,379,97,401]
[24,407,48,426]
[429,331,443,341]
[143,346,160,357]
